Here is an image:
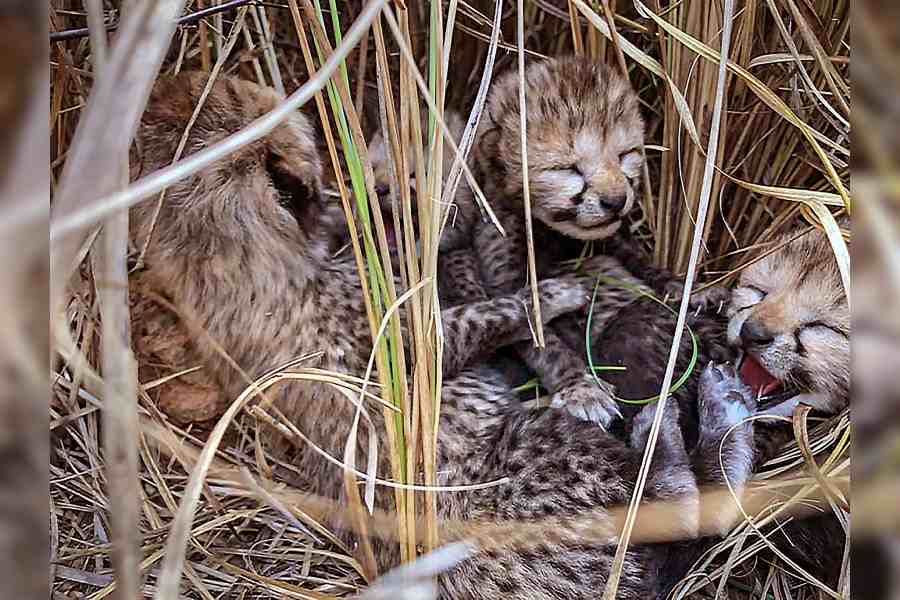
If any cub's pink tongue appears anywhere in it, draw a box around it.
[740,355,782,397]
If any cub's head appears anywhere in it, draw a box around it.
[132,73,326,253]
[365,109,468,249]
[368,109,465,202]
[727,226,850,413]
[477,56,645,241]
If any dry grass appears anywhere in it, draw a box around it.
[49,1,849,598]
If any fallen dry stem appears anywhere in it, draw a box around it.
[142,420,848,552]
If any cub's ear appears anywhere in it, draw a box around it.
[475,119,504,177]
[265,151,322,226]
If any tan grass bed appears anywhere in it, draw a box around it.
[50,1,849,598]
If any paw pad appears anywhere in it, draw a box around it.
[550,375,621,427]
[698,362,757,432]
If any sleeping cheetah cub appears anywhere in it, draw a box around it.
[450,56,647,428]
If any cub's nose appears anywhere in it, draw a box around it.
[600,193,627,213]
[740,319,775,346]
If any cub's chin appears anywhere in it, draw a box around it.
[545,218,623,242]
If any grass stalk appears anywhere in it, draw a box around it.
[305,0,415,564]
[516,0,544,347]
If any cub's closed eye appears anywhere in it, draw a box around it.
[558,164,583,176]
[803,321,848,339]
[745,285,767,297]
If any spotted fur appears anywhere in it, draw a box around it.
[442,56,649,428]
[128,73,594,522]
[431,362,755,600]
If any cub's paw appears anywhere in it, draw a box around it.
[550,373,622,428]
[527,277,593,322]
[689,286,731,314]
[662,282,730,314]
[697,362,756,440]
[696,362,757,492]
[630,398,681,451]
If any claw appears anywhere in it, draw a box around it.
[725,390,745,403]
[610,401,623,420]
[589,409,609,431]
[550,380,619,428]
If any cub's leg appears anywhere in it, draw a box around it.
[516,334,621,427]
[472,214,623,428]
[692,362,756,491]
[439,277,591,378]
[653,363,757,599]
[438,248,489,307]
[690,362,757,539]
[630,399,699,541]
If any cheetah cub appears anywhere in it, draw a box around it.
[455,56,646,427]
[727,225,850,418]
